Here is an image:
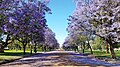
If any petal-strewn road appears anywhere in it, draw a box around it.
[0,51,120,67]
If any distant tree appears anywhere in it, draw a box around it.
[66,0,95,54]
[91,36,106,51]
[44,27,59,51]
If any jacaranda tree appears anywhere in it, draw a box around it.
[69,0,120,58]
[1,0,51,54]
[0,0,20,52]
[66,0,94,54]
[89,0,120,59]
[44,27,59,51]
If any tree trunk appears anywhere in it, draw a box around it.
[46,45,48,51]
[82,44,85,53]
[0,34,10,53]
[30,45,32,54]
[83,42,85,53]
[106,41,109,53]
[43,45,46,52]
[82,46,84,53]
[106,38,116,59]
[34,43,37,53]
[0,46,4,53]
[95,33,116,58]
[109,42,116,59]
[42,45,44,51]
[23,43,26,55]
[75,46,78,52]
[88,41,93,54]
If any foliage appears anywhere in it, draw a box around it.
[89,0,120,58]
[91,36,106,50]
[44,27,59,50]
[0,0,59,54]
[2,0,50,41]
[65,0,95,54]
[66,0,120,58]
[89,0,120,44]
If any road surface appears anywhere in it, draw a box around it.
[0,51,120,67]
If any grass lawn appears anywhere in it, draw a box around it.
[0,50,34,63]
[84,50,120,59]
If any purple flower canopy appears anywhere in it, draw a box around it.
[66,0,120,45]
[44,27,59,48]
[1,0,51,42]
[1,0,59,48]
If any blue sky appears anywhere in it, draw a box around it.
[46,0,76,45]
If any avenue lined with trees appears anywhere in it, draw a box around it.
[0,0,120,66]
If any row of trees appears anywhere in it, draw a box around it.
[0,0,59,54]
[44,27,59,51]
[63,0,120,59]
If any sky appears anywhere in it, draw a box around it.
[46,0,76,46]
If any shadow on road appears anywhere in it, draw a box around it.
[1,51,119,67]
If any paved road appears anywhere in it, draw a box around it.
[0,51,120,67]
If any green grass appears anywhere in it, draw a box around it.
[83,50,120,59]
[0,50,33,63]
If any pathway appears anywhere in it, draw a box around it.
[0,51,120,67]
